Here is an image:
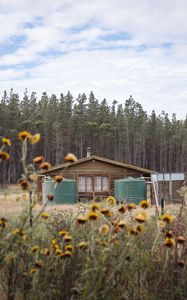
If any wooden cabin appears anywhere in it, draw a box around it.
[39,155,156,201]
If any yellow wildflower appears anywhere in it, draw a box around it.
[77,242,88,250]
[33,156,44,164]
[90,202,100,211]
[135,212,147,223]
[118,205,127,213]
[64,235,72,242]
[161,214,173,224]
[0,151,10,160]
[54,175,63,182]
[64,153,77,163]
[176,236,186,244]
[117,220,126,228]
[31,246,39,253]
[64,251,72,257]
[127,203,137,210]
[136,225,144,233]
[30,268,37,274]
[47,194,54,201]
[18,131,31,141]
[139,200,149,209]
[129,227,139,235]
[19,179,29,190]
[0,217,7,228]
[65,245,74,252]
[164,238,175,248]
[40,248,50,256]
[2,137,11,146]
[100,208,112,217]
[56,249,63,256]
[165,230,173,238]
[77,216,88,224]
[58,230,69,236]
[39,162,51,170]
[88,211,99,221]
[29,133,41,144]
[35,260,44,268]
[41,213,49,219]
[106,196,116,206]
[99,224,110,235]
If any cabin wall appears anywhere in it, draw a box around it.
[44,160,149,196]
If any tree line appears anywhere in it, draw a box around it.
[0,89,187,183]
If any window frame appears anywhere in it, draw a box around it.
[78,174,110,193]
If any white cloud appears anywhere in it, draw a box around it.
[0,0,187,118]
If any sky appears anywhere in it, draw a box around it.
[0,0,187,119]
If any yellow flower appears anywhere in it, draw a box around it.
[127,203,137,210]
[139,200,149,209]
[135,212,147,223]
[41,213,49,219]
[118,205,127,213]
[33,156,44,164]
[31,246,39,253]
[77,216,88,224]
[56,249,63,256]
[77,241,88,250]
[47,194,54,201]
[30,268,37,274]
[64,235,72,242]
[0,151,10,160]
[106,196,116,206]
[54,175,63,182]
[64,251,72,257]
[58,230,69,236]
[90,202,100,211]
[176,236,186,244]
[129,227,139,235]
[100,209,112,217]
[161,214,173,224]
[39,162,51,170]
[164,238,175,248]
[35,260,44,268]
[65,245,74,252]
[64,153,77,163]
[117,220,126,228]
[2,137,11,146]
[29,133,41,144]
[165,230,173,238]
[40,248,50,256]
[0,217,7,228]
[136,225,144,233]
[12,228,24,236]
[88,211,99,221]
[99,224,110,235]
[18,131,31,141]
[19,179,29,190]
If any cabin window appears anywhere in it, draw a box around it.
[78,175,109,192]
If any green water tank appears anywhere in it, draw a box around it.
[43,179,77,204]
[114,177,147,204]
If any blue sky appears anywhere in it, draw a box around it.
[0,0,187,119]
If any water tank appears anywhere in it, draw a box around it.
[43,179,77,204]
[114,177,147,204]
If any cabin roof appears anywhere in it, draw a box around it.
[39,155,157,175]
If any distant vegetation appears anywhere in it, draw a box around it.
[1,89,187,183]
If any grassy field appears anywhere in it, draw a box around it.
[0,187,187,300]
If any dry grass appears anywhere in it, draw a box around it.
[0,188,182,219]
